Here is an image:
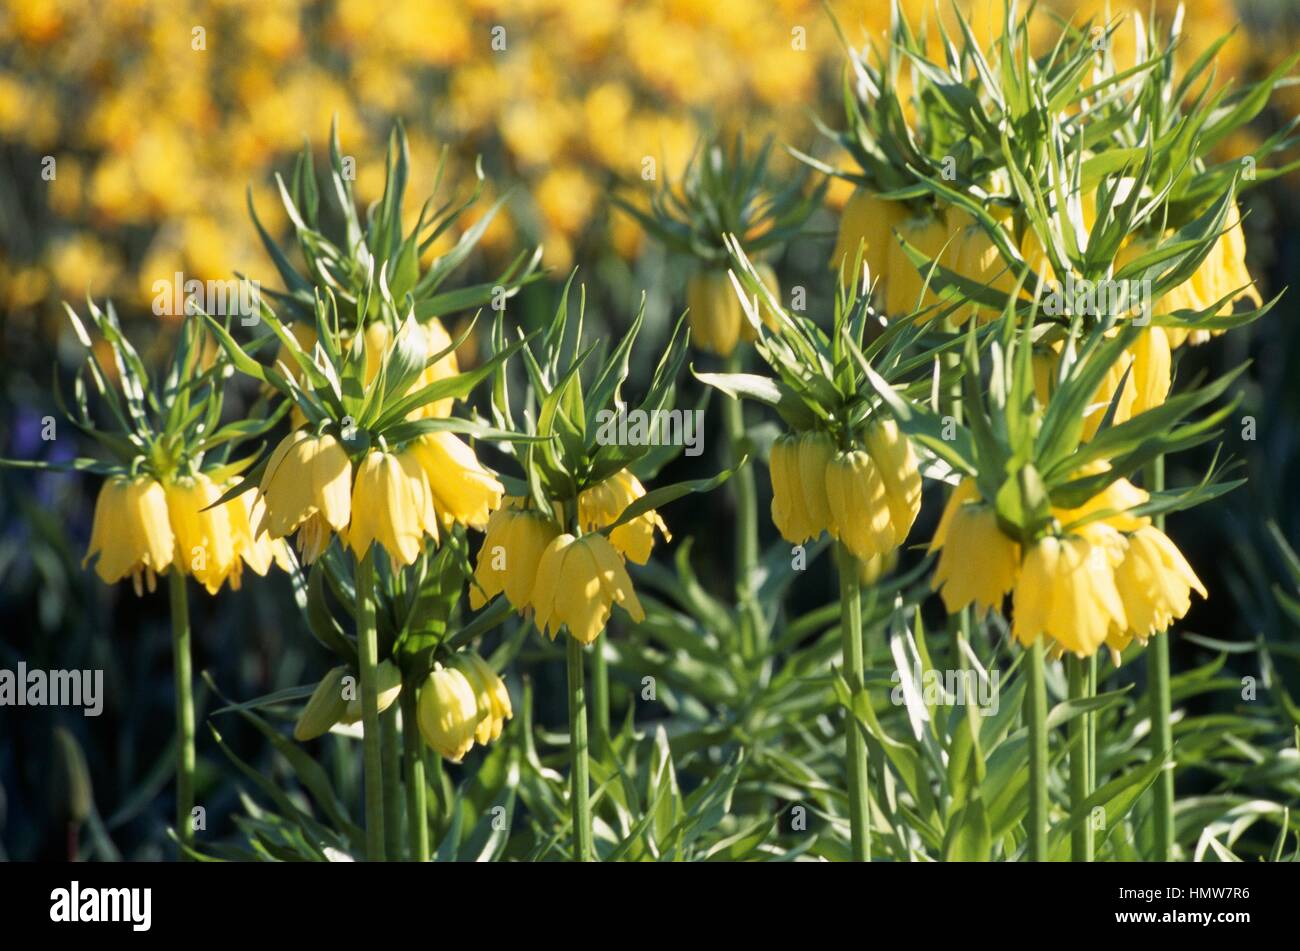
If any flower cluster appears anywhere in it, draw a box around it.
[471,474,659,645]
[256,424,503,569]
[417,652,513,763]
[931,473,1205,659]
[89,468,290,596]
[769,421,921,566]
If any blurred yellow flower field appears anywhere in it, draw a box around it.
[3,0,1292,328]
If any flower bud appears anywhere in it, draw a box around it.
[452,652,513,745]
[294,666,351,741]
[417,663,480,762]
[341,660,402,724]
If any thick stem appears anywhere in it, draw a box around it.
[354,550,386,861]
[566,635,594,862]
[167,570,195,859]
[723,352,763,658]
[1067,655,1094,861]
[1146,455,1175,860]
[591,639,610,753]
[1025,638,1049,862]
[400,683,429,861]
[836,542,870,862]
[380,701,403,860]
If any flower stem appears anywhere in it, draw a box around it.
[1149,636,1173,857]
[1146,455,1174,860]
[400,683,429,861]
[167,570,195,860]
[1087,654,1097,791]
[380,702,403,860]
[1025,638,1049,861]
[566,635,594,862]
[591,639,610,753]
[724,352,762,659]
[354,549,386,861]
[1067,654,1093,861]
[836,541,870,862]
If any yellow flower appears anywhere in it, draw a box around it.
[1033,331,1170,440]
[83,473,174,593]
[348,319,460,418]
[831,188,903,282]
[295,513,336,564]
[411,318,460,419]
[769,431,811,543]
[797,431,837,537]
[578,469,669,564]
[531,533,645,645]
[952,216,1017,325]
[1019,225,1055,288]
[1012,532,1128,656]
[824,450,895,561]
[1052,465,1150,533]
[1162,202,1259,348]
[417,663,480,763]
[272,321,320,376]
[884,208,958,318]
[929,479,1020,616]
[409,431,503,530]
[165,473,239,595]
[452,652,513,745]
[857,549,898,586]
[355,321,393,387]
[1126,328,1171,416]
[685,263,779,357]
[1112,526,1206,647]
[1123,201,1259,349]
[225,487,294,583]
[257,430,353,551]
[864,418,922,546]
[1158,275,1205,349]
[471,498,560,611]
[347,450,439,567]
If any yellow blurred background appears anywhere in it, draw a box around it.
[0,0,1293,339]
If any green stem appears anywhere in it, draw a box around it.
[429,750,447,829]
[380,701,402,860]
[1150,637,1174,858]
[1087,654,1097,790]
[167,570,195,860]
[1146,456,1174,860]
[836,542,870,862]
[354,550,386,861]
[1067,655,1094,861]
[591,638,610,753]
[1025,638,1049,862]
[724,352,762,659]
[400,684,429,861]
[566,635,594,862]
